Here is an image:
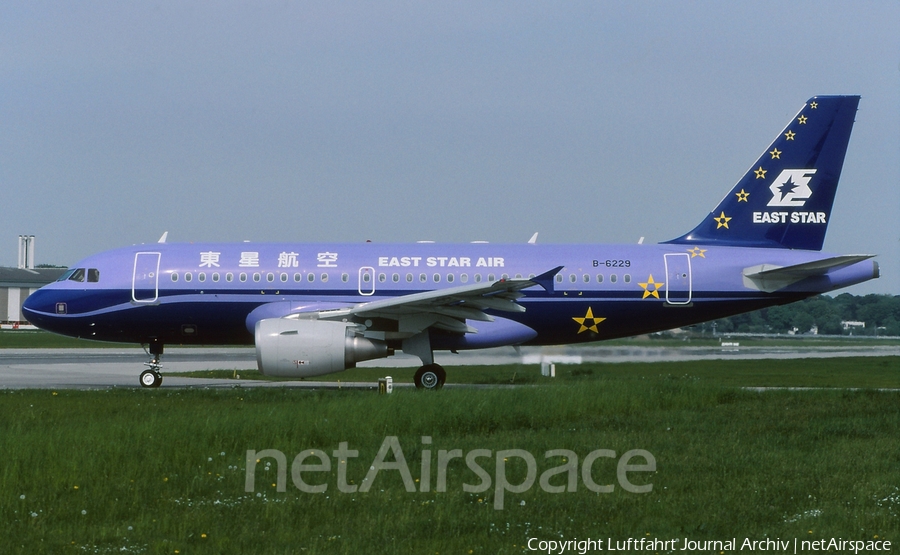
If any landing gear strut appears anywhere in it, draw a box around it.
[414,364,446,390]
[140,342,164,388]
[403,331,446,390]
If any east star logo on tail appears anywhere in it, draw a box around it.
[767,169,816,207]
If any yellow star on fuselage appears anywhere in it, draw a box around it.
[784,130,795,140]
[754,167,766,179]
[573,307,605,334]
[638,274,664,299]
[736,189,750,202]
[688,247,707,258]
[769,148,781,159]
[714,211,731,229]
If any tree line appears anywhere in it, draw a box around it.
[692,293,900,336]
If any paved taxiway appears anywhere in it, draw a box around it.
[1,344,897,389]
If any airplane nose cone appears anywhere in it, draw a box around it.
[21,288,59,330]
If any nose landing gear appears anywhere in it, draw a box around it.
[140,342,164,388]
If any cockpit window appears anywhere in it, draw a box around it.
[68,268,86,282]
[56,268,98,283]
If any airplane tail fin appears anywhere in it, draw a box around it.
[665,96,859,251]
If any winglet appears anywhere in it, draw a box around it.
[531,266,563,293]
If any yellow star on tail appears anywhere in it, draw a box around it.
[798,115,807,124]
[769,148,781,159]
[784,130,795,140]
[736,189,750,202]
[573,307,605,334]
[754,167,766,179]
[714,211,732,229]
[638,274,664,299]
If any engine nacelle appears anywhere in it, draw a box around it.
[255,318,392,377]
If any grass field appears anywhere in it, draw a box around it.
[178,357,900,390]
[1,358,898,554]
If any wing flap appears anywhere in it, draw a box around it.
[315,266,562,336]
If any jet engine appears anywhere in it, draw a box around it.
[255,318,392,377]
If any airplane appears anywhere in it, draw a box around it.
[23,95,879,389]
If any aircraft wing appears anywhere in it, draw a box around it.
[742,255,875,293]
[301,266,562,336]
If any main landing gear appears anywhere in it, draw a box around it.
[414,363,446,390]
[139,342,164,388]
[404,331,446,390]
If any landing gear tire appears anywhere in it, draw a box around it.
[414,364,446,390]
[140,370,162,388]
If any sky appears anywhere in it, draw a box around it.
[2,1,898,294]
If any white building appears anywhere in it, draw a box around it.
[2,236,66,324]
[0,267,66,323]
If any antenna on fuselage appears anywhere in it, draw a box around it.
[158,231,168,244]
[528,232,538,244]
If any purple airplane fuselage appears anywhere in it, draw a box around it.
[22,241,878,348]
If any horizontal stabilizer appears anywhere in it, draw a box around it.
[743,255,875,292]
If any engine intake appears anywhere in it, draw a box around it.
[255,319,392,377]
